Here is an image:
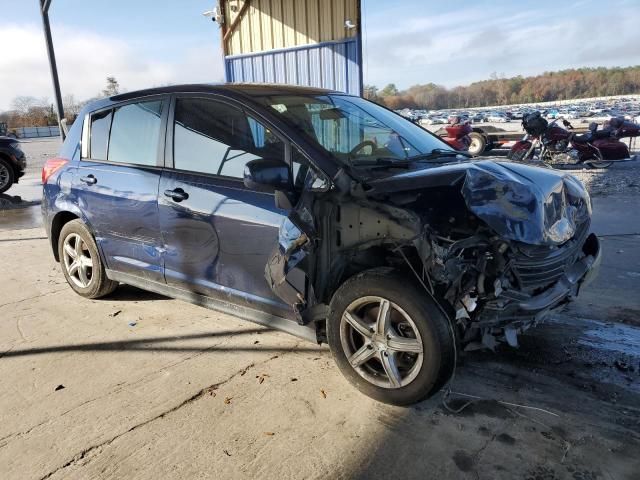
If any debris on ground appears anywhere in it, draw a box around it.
[256,374,269,384]
[224,397,233,404]
[320,389,327,398]
[128,322,137,327]
[223,449,231,456]
[263,432,275,436]
[54,384,65,391]
[109,310,122,317]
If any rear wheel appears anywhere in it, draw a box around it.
[0,158,14,194]
[585,149,613,169]
[585,160,613,169]
[327,268,455,406]
[58,219,118,298]
[468,132,486,156]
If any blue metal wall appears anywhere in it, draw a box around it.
[224,38,362,96]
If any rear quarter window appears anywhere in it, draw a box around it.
[89,110,112,160]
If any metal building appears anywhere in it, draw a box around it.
[218,0,362,95]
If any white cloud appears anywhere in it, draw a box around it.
[0,24,225,111]
[362,6,640,89]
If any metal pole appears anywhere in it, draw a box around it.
[356,0,364,97]
[40,0,65,140]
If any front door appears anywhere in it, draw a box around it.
[158,96,291,318]
[71,98,167,282]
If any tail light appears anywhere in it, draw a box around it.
[42,158,69,184]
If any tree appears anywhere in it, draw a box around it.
[380,83,399,97]
[63,94,84,121]
[101,76,120,97]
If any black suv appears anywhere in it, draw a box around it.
[0,136,26,193]
[42,84,601,405]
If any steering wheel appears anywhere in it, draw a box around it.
[349,140,377,157]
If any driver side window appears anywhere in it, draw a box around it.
[173,98,284,178]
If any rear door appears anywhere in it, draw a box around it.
[158,95,291,318]
[72,97,168,282]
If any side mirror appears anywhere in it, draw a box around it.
[243,158,291,192]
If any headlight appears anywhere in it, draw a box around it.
[10,142,21,150]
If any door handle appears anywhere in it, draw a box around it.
[164,188,189,202]
[80,174,97,185]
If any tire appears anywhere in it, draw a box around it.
[58,219,118,298]
[0,158,15,194]
[327,268,455,406]
[585,160,613,169]
[468,132,486,156]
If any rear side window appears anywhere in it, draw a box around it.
[173,98,284,178]
[108,100,163,166]
[89,110,112,160]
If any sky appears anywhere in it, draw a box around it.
[1,0,639,110]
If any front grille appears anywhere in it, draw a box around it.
[511,221,589,292]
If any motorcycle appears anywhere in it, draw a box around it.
[442,115,473,151]
[508,112,639,168]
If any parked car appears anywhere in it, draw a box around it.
[470,112,486,123]
[42,84,601,406]
[0,137,26,193]
[486,112,510,123]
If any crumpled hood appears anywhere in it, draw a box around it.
[366,160,592,245]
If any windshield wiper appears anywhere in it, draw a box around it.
[410,148,472,161]
[350,158,412,169]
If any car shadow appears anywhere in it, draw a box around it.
[0,327,326,359]
[107,284,171,302]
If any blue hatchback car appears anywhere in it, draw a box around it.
[42,84,601,405]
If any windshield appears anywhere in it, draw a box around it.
[254,94,454,168]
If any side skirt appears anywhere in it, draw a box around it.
[105,269,318,343]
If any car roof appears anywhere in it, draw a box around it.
[110,83,340,102]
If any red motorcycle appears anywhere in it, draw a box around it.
[508,112,639,168]
[442,115,473,151]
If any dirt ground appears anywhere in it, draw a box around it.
[1,138,639,480]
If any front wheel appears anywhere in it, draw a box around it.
[327,268,455,406]
[0,158,15,194]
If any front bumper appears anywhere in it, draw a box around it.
[479,233,601,326]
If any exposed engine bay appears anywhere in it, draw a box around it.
[266,160,601,350]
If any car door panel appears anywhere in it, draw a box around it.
[159,171,291,317]
[71,98,167,282]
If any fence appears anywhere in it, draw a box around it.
[13,125,60,139]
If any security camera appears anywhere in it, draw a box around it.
[203,6,224,24]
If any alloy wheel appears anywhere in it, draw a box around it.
[62,233,94,288]
[0,163,10,190]
[339,296,424,389]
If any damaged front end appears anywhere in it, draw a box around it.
[267,160,601,350]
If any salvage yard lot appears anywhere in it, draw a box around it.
[1,138,639,479]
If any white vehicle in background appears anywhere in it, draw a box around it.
[486,112,510,123]
[421,116,447,125]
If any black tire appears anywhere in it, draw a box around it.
[0,157,15,194]
[468,132,486,156]
[585,160,613,169]
[58,219,118,298]
[327,268,455,406]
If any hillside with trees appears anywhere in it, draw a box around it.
[365,66,640,110]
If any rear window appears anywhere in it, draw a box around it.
[108,100,163,166]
